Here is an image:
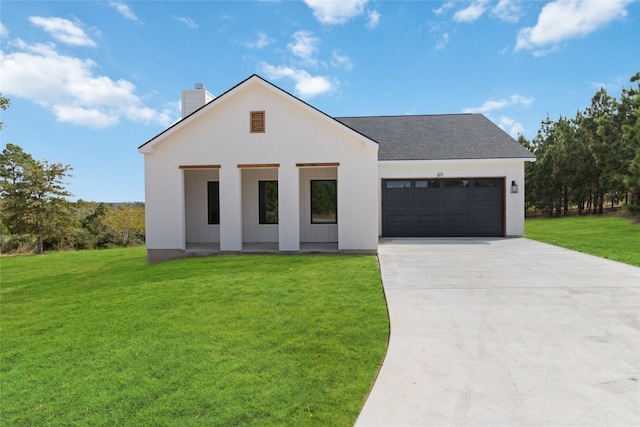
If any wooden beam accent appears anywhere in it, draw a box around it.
[237,163,280,169]
[296,162,340,167]
[179,164,220,169]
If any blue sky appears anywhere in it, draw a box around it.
[1,0,638,202]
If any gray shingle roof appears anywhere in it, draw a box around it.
[335,114,535,161]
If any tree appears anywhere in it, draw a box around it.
[628,150,640,209]
[584,88,618,214]
[527,116,565,216]
[0,94,9,131]
[77,202,110,247]
[523,73,640,217]
[100,204,145,246]
[617,72,640,207]
[571,111,600,214]
[518,134,536,214]
[0,144,35,234]
[0,144,73,254]
[24,160,74,253]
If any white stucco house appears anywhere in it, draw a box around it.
[139,75,535,263]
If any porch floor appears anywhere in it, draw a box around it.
[185,242,338,254]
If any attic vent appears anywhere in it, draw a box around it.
[250,111,265,133]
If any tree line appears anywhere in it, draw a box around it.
[0,94,144,254]
[519,73,640,217]
[0,142,145,254]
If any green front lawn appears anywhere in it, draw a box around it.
[1,248,389,426]
[525,215,640,267]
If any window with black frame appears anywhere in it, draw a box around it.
[311,180,337,224]
[207,181,220,224]
[259,181,278,224]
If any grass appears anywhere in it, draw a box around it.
[1,248,389,426]
[525,215,640,267]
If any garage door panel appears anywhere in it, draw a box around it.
[414,205,440,215]
[443,215,471,233]
[442,191,470,205]
[412,227,442,236]
[385,192,412,201]
[385,205,412,215]
[385,214,413,223]
[382,178,503,237]
[473,195,501,207]
[414,217,441,234]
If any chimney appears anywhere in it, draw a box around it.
[181,83,215,119]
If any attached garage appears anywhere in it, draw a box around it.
[382,178,504,237]
[337,114,535,238]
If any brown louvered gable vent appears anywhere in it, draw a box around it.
[250,111,265,133]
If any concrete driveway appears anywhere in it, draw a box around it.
[356,238,640,427]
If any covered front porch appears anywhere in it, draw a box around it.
[182,163,340,252]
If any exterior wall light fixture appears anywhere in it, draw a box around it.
[510,180,519,193]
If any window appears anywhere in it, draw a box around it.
[444,179,470,188]
[311,180,337,224]
[474,179,499,187]
[385,180,411,189]
[415,180,440,189]
[207,181,220,224]
[250,111,265,133]
[259,181,278,224]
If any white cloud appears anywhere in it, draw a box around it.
[515,0,632,52]
[260,63,336,98]
[453,0,489,22]
[109,2,139,22]
[435,32,450,50]
[463,94,529,137]
[491,0,522,23]
[331,50,353,70]
[288,30,320,62]
[463,94,533,114]
[367,10,381,28]
[497,116,524,137]
[433,2,455,15]
[0,23,8,38]
[175,17,198,29]
[29,16,96,47]
[245,31,274,49]
[440,0,521,23]
[53,105,119,128]
[0,40,173,128]
[304,0,368,24]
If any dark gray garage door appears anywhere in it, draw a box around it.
[382,178,504,237]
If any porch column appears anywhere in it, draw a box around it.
[278,163,300,251]
[219,166,242,251]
